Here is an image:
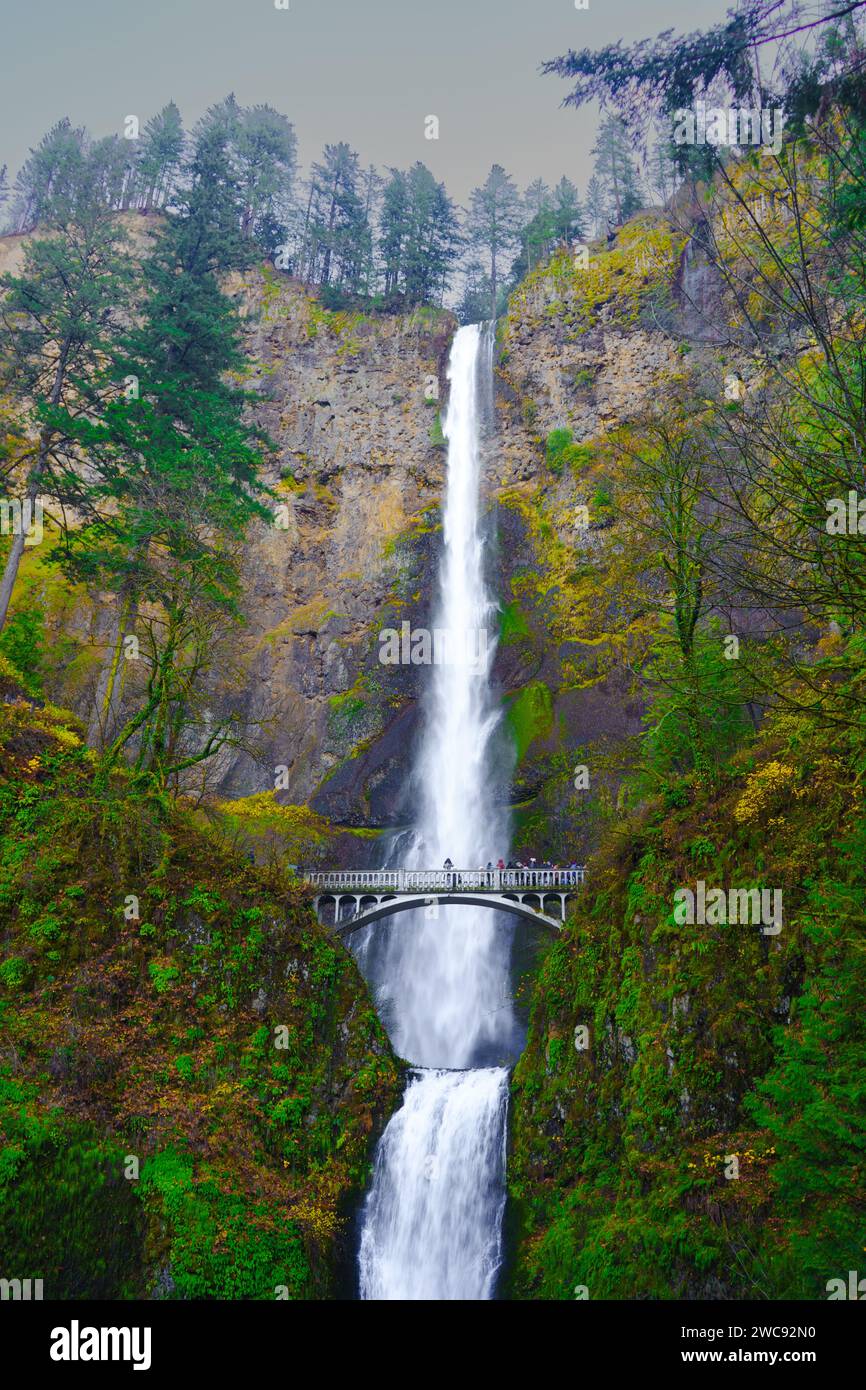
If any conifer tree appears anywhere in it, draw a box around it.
[584,174,607,237]
[466,164,523,317]
[137,102,185,211]
[552,175,585,241]
[193,97,296,245]
[379,164,460,305]
[306,143,368,290]
[379,168,409,297]
[524,178,552,218]
[0,154,132,632]
[591,115,643,225]
[11,119,88,231]
[457,259,494,324]
[57,126,267,760]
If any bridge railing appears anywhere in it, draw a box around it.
[305,867,585,893]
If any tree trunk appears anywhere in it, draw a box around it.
[0,475,36,632]
[87,587,139,748]
[321,174,340,287]
[0,344,69,634]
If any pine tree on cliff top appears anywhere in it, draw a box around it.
[0,151,133,634]
[591,115,643,227]
[56,124,268,761]
[466,164,523,318]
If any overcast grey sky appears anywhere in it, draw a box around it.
[1,0,735,204]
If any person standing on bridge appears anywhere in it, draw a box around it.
[443,856,454,888]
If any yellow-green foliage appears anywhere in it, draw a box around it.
[4,523,101,705]
[713,142,830,328]
[0,652,24,689]
[254,598,335,652]
[505,216,686,342]
[0,694,85,774]
[305,299,365,358]
[407,305,451,334]
[497,483,653,686]
[215,793,331,861]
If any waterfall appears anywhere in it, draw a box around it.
[354,323,517,1301]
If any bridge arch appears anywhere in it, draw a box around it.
[327,892,563,938]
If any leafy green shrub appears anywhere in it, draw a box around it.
[0,609,44,697]
[0,956,30,991]
[139,1147,310,1299]
[546,428,573,474]
[148,959,180,994]
[546,428,594,476]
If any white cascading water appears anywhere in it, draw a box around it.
[355,324,518,1301]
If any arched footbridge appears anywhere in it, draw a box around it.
[304,867,586,936]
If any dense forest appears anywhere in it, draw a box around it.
[1,0,865,1306]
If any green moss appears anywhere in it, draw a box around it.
[545,428,596,477]
[0,1089,145,1299]
[305,299,365,358]
[546,428,573,475]
[139,1147,310,1299]
[507,681,554,765]
[327,690,367,739]
[499,600,531,645]
[407,305,452,334]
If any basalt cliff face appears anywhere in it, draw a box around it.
[219,217,700,860]
[486,214,691,861]
[215,274,456,827]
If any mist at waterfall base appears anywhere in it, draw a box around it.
[352,324,522,1300]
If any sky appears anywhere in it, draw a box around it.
[1,0,736,205]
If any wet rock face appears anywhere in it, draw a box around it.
[476,277,687,861]
[208,275,458,823]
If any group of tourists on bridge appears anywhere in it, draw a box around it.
[441,856,581,888]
